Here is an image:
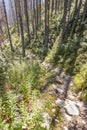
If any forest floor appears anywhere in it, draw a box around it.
[39,60,87,130]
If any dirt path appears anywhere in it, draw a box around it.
[42,62,87,130]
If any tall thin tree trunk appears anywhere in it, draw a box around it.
[31,0,34,34]
[51,0,54,16]
[38,0,41,26]
[14,0,20,36]
[55,0,58,14]
[67,0,73,22]
[10,0,16,24]
[24,0,30,41]
[17,0,25,57]
[82,0,87,23]
[73,0,79,19]
[71,0,82,35]
[45,0,50,48]
[2,0,13,51]
[33,0,37,37]
[36,0,39,30]
[61,0,68,43]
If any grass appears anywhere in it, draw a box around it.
[0,3,87,129]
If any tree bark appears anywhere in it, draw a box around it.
[17,0,25,57]
[24,0,30,41]
[45,0,50,48]
[2,0,13,51]
[82,0,87,23]
[14,0,20,36]
[61,0,68,43]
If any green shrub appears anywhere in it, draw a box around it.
[8,61,45,100]
[27,61,45,90]
[0,54,9,85]
[73,63,87,102]
[73,73,84,92]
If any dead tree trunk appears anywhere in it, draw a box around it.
[2,0,13,51]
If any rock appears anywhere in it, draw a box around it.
[76,101,83,108]
[64,113,72,121]
[64,126,68,130]
[53,67,59,72]
[64,99,80,116]
[52,103,56,107]
[42,62,53,70]
[56,99,64,107]
[68,95,75,101]
[48,91,55,95]
[55,76,63,84]
[41,113,52,130]
[55,119,59,123]
[22,124,27,130]
[73,93,77,97]
[16,94,24,102]
[81,120,86,125]
[56,88,64,94]
[52,84,64,94]
[69,82,73,87]
[77,117,86,125]
[64,75,71,81]
[52,109,56,113]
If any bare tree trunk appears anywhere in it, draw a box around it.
[71,0,82,35]
[67,0,73,22]
[38,0,41,26]
[17,0,25,57]
[30,0,34,34]
[33,0,37,37]
[36,0,39,30]
[73,0,79,19]
[24,0,30,41]
[14,0,20,36]
[2,0,13,51]
[9,0,16,24]
[45,0,50,48]
[82,0,87,23]
[61,0,68,43]
[55,0,58,14]
[51,0,54,16]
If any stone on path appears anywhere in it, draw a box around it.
[64,126,68,130]
[55,76,63,84]
[64,113,72,121]
[48,91,55,95]
[56,99,64,107]
[52,84,64,94]
[68,95,75,101]
[64,99,80,116]
[41,113,52,130]
[42,62,53,70]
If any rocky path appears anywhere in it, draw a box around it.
[41,62,87,130]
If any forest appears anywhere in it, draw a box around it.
[0,0,87,129]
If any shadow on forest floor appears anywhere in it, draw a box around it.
[49,23,86,74]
